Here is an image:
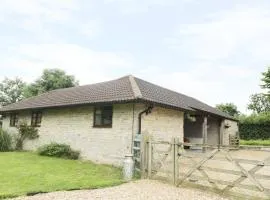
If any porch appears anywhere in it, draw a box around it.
[183,114,230,150]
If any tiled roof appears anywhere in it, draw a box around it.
[0,75,235,120]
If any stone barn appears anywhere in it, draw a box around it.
[0,75,238,166]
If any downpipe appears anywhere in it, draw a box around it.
[138,105,153,134]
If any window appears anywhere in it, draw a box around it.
[10,113,18,127]
[94,106,113,127]
[31,111,42,127]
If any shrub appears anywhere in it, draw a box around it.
[239,112,270,124]
[37,143,80,160]
[239,123,270,140]
[15,122,39,151]
[239,113,270,140]
[0,129,12,151]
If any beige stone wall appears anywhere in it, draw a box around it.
[2,110,31,142]
[2,104,135,166]
[223,119,239,145]
[139,106,184,142]
[2,103,185,165]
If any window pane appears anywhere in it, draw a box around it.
[10,113,18,126]
[103,117,112,125]
[95,108,102,115]
[31,118,35,126]
[103,110,112,125]
[37,113,42,123]
[15,114,18,126]
[95,114,102,125]
[94,106,112,127]
[31,112,42,127]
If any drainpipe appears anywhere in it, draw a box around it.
[138,105,153,134]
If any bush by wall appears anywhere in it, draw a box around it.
[0,129,12,151]
[15,122,39,151]
[239,113,270,140]
[37,143,80,160]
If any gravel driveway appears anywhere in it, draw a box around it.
[12,180,229,200]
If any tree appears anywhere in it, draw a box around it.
[261,66,270,91]
[216,103,240,117]
[247,67,270,114]
[247,93,270,114]
[24,69,79,97]
[0,77,26,106]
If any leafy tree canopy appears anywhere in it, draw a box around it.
[239,112,270,124]
[0,77,26,106]
[247,93,270,114]
[216,103,240,117]
[261,66,270,91]
[24,69,79,98]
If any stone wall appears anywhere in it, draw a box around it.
[2,103,185,165]
[2,104,135,166]
[139,106,184,142]
[223,119,239,145]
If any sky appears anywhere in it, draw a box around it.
[0,0,270,113]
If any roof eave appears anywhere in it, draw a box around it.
[189,107,239,121]
[136,98,195,113]
[0,98,196,114]
[0,99,138,113]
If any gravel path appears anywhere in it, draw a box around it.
[12,180,230,200]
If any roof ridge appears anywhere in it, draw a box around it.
[128,75,142,99]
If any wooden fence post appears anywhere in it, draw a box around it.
[141,133,148,178]
[173,138,179,185]
[147,138,152,178]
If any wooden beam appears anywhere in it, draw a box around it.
[202,116,208,152]
[219,119,225,146]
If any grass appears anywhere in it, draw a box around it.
[0,152,124,199]
[240,139,270,146]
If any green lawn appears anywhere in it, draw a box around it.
[0,152,123,199]
[240,139,270,146]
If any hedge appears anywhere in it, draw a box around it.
[239,113,270,140]
[239,123,270,140]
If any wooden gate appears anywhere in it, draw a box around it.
[145,137,270,199]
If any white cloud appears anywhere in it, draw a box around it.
[165,7,270,61]
[0,0,79,21]
[104,0,179,14]
[0,0,99,40]
[165,8,270,60]
[4,44,134,84]
[162,6,270,112]
[136,63,259,113]
[0,1,130,85]
[79,20,101,38]
[1,1,268,115]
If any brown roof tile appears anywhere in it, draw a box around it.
[0,75,235,120]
